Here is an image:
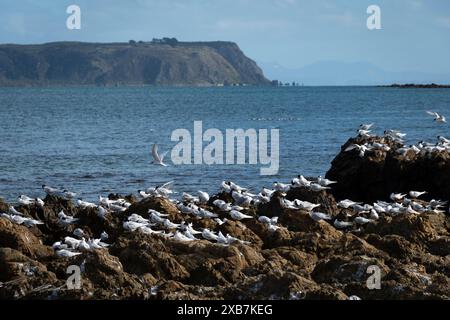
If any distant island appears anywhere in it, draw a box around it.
[0,39,270,86]
[382,83,450,88]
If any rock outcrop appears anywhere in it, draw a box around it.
[326,135,450,203]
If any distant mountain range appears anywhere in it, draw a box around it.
[259,60,450,86]
[0,41,270,86]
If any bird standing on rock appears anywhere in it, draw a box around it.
[333,219,353,229]
[229,210,252,220]
[100,231,109,241]
[97,206,108,219]
[42,185,64,196]
[213,199,231,211]
[214,218,227,225]
[390,193,406,202]
[173,231,194,242]
[337,199,360,209]
[56,249,82,258]
[73,228,85,238]
[294,199,320,211]
[64,236,81,249]
[36,198,45,207]
[62,190,77,199]
[231,191,252,207]
[17,195,35,206]
[58,210,79,226]
[409,191,427,199]
[202,228,218,241]
[163,219,180,229]
[273,182,291,192]
[77,199,97,208]
[199,208,218,218]
[9,206,24,216]
[310,211,332,222]
[198,191,210,204]
[317,176,337,187]
[309,183,331,192]
[182,192,198,203]
[354,216,372,225]
[220,181,232,192]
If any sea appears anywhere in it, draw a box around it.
[0,86,449,202]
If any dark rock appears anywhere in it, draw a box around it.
[326,136,450,202]
[0,198,9,212]
[0,218,54,260]
[0,248,59,299]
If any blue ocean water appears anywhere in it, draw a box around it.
[0,86,449,202]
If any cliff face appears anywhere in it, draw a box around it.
[0,41,270,86]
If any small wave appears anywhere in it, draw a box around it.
[80,174,96,179]
[127,179,146,183]
[249,117,301,121]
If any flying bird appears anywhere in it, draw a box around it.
[359,123,374,131]
[426,111,446,123]
[151,143,168,166]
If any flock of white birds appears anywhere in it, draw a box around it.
[345,114,450,158]
[1,116,448,259]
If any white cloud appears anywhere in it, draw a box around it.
[436,17,450,29]
[5,14,27,36]
[215,19,292,31]
[318,11,359,27]
[273,0,296,7]
[409,0,424,10]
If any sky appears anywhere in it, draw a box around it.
[1,0,450,74]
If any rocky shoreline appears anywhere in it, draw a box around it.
[1,130,449,300]
[381,84,450,89]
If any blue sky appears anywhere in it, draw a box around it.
[1,0,450,74]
